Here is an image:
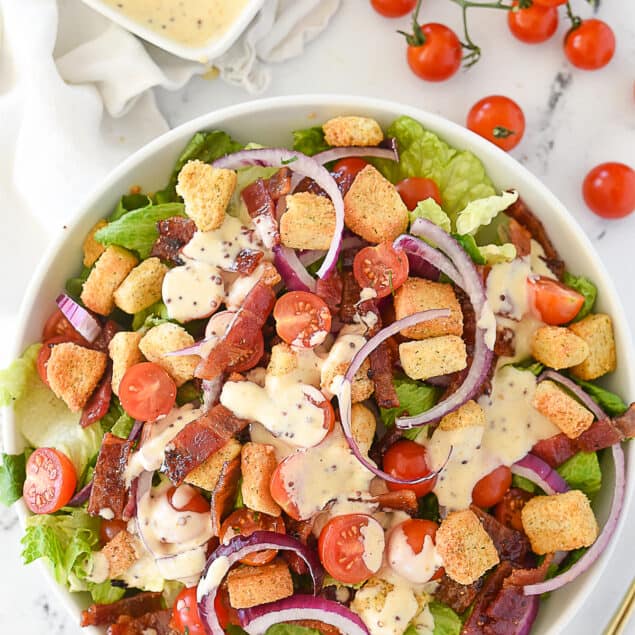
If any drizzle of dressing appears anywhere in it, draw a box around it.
[197,555,230,602]
[387,528,443,585]
[321,325,367,397]
[486,257,532,319]
[361,519,386,574]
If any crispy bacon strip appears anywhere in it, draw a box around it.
[369,341,400,409]
[150,216,196,265]
[235,248,264,275]
[471,506,531,566]
[294,169,355,198]
[506,218,532,258]
[371,489,418,515]
[80,592,164,627]
[87,433,133,519]
[435,574,484,614]
[283,517,315,575]
[242,179,279,249]
[210,455,242,536]
[107,610,176,635]
[80,364,112,428]
[316,271,343,314]
[163,405,249,485]
[494,327,515,358]
[266,167,292,199]
[340,271,361,324]
[92,319,121,353]
[531,433,577,468]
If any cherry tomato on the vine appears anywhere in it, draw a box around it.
[383,440,436,497]
[467,95,525,151]
[508,1,558,44]
[353,242,409,299]
[371,0,417,18]
[583,162,635,219]
[405,23,463,82]
[472,466,512,508]
[333,158,369,181]
[396,177,442,209]
[564,19,615,70]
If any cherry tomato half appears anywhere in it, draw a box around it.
[397,518,444,581]
[170,587,206,635]
[467,95,526,151]
[383,440,436,497]
[42,309,88,344]
[583,162,635,219]
[99,518,128,544]
[167,485,211,514]
[353,242,409,299]
[564,19,615,70]
[219,509,286,566]
[508,1,558,44]
[274,291,332,348]
[396,177,442,209]
[269,456,303,521]
[494,487,534,532]
[528,276,585,325]
[406,23,462,82]
[118,362,177,421]
[318,514,382,584]
[371,0,417,18]
[472,465,512,508]
[333,158,369,180]
[23,448,77,514]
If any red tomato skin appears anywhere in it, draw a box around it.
[118,362,177,421]
[353,242,409,299]
[167,486,211,514]
[527,276,585,325]
[472,465,512,508]
[170,587,206,635]
[396,177,442,209]
[273,291,332,348]
[507,1,558,44]
[583,162,635,219]
[333,158,369,180]
[383,440,436,497]
[467,95,526,151]
[398,518,444,580]
[532,0,566,6]
[564,19,615,70]
[270,459,303,521]
[23,448,77,514]
[42,309,88,345]
[371,0,417,18]
[406,24,462,82]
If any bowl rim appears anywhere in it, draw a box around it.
[79,0,266,62]
[3,93,634,634]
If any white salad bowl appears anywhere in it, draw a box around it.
[3,95,633,635]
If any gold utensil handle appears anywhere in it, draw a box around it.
[605,580,635,635]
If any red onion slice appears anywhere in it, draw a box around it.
[537,370,608,421]
[213,148,344,279]
[56,293,101,343]
[197,531,324,635]
[524,442,625,596]
[239,595,370,635]
[274,245,317,292]
[337,310,453,485]
[511,454,569,495]
[67,480,93,507]
[395,219,495,429]
[312,144,399,166]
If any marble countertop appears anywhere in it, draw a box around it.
[1,0,634,632]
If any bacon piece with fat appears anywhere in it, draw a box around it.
[371,489,418,515]
[87,433,133,520]
[471,506,531,566]
[92,319,121,353]
[369,340,400,409]
[435,574,484,614]
[340,270,361,324]
[163,405,249,485]
[576,417,622,452]
[107,610,176,635]
[283,518,315,575]
[235,248,264,275]
[80,364,113,428]
[242,179,279,249]
[80,592,164,627]
[506,218,532,258]
[150,216,196,265]
[531,433,577,468]
[210,454,242,536]
[266,167,292,199]
[294,169,355,198]
[316,270,343,315]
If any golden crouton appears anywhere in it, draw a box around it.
[267,343,298,377]
[321,358,373,403]
[280,192,336,250]
[351,403,377,455]
[184,438,242,491]
[344,165,408,244]
[521,490,598,555]
[569,314,617,380]
[399,336,467,381]
[176,160,236,231]
[394,278,464,340]
[102,530,138,578]
[227,560,294,609]
[241,443,281,517]
[322,116,384,147]
[139,323,199,386]
[436,509,500,585]
[113,257,168,314]
[439,400,486,432]
[46,343,108,412]
[532,380,594,439]
[81,246,139,316]
[530,326,589,370]
[108,331,144,396]
[82,220,107,267]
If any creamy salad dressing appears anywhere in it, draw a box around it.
[530,239,557,279]
[360,520,386,574]
[320,325,368,396]
[102,0,249,48]
[387,529,443,585]
[486,257,532,319]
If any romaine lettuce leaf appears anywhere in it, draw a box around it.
[372,116,497,218]
[562,272,597,322]
[65,265,91,301]
[571,377,629,417]
[227,626,320,635]
[452,233,486,265]
[455,190,518,235]
[109,193,152,221]
[0,343,41,407]
[292,126,330,156]
[429,601,462,635]
[0,452,27,506]
[410,198,451,233]
[556,451,602,498]
[132,300,171,331]
[94,203,186,259]
[479,243,517,264]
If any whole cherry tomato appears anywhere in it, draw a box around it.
[405,23,463,82]
[583,162,635,219]
[564,19,615,70]
[472,466,512,508]
[467,95,525,151]
[371,0,417,18]
[383,440,436,497]
[508,1,558,44]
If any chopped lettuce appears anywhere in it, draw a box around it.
[21,507,124,604]
[0,452,27,506]
[556,451,602,498]
[94,202,186,259]
[562,272,597,322]
[452,233,486,265]
[512,359,544,376]
[479,243,517,264]
[418,492,440,523]
[65,265,91,301]
[109,193,152,221]
[155,130,243,204]
[227,627,320,635]
[292,126,329,156]
[132,300,171,331]
[429,601,462,635]
[371,116,496,218]
[512,474,538,493]
[571,377,629,417]
[176,381,203,407]
[410,198,451,233]
[0,343,41,407]
[323,573,365,590]
[380,375,441,440]
[455,190,518,236]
